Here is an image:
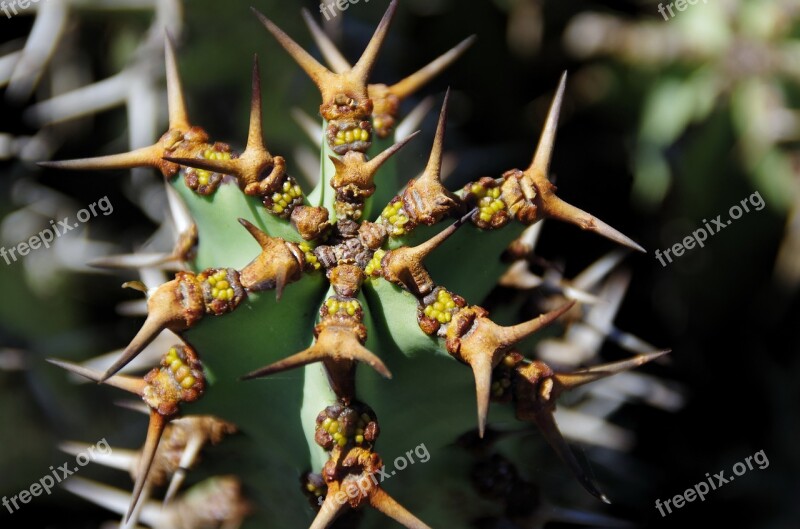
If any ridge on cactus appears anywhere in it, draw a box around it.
[43,2,667,528]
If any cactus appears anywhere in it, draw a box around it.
[37,2,670,528]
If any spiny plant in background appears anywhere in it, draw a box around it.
[41,2,668,527]
[563,0,799,284]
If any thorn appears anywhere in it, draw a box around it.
[552,350,671,393]
[59,441,137,472]
[164,59,274,188]
[165,183,194,235]
[532,411,610,504]
[116,400,150,414]
[291,107,324,146]
[422,89,450,182]
[275,266,289,301]
[164,31,190,131]
[123,481,152,529]
[571,249,629,291]
[365,130,420,173]
[330,132,419,201]
[401,92,460,225]
[499,263,599,303]
[505,222,544,258]
[126,412,168,522]
[47,358,146,395]
[39,37,196,179]
[394,96,434,142]
[389,35,476,99]
[251,8,335,93]
[122,281,149,293]
[521,73,645,253]
[470,352,493,439]
[309,492,349,529]
[500,301,576,345]
[163,433,205,504]
[301,8,351,74]
[527,72,567,185]
[239,347,322,380]
[237,219,304,295]
[247,55,264,154]
[100,315,169,383]
[238,218,271,248]
[90,253,179,270]
[369,487,433,529]
[381,209,474,295]
[62,478,137,519]
[101,276,204,382]
[410,207,474,260]
[498,261,543,290]
[351,0,398,84]
[241,327,391,380]
[539,196,646,253]
[37,145,164,172]
[451,302,574,435]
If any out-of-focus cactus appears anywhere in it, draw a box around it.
[562,0,800,286]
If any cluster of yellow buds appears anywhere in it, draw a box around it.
[378,200,410,236]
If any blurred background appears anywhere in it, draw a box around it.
[0,0,798,528]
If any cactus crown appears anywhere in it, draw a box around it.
[45,2,666,528]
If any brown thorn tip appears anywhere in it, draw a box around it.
[275,267,288,301]
[99,315,167,383]
[251,7,333,89]
[240,338,392,380]
[367,130,420,171]
[554,348,672,391]
[352,0,399,82]
[48,358,146,395]
[501,300,575,345]
[413,207,474,257]
[164,31,190,131]
[125,412,167,523]
[248,55,265,152]
[369,487,433,529]
[533,411,609,504]
[470,353,493,439]
[239,346,322,380]
[350,342,393,379]
[237,218,271,247]
[34,146,163,173]
[390,36,476,98]
[47,358,101,382]
[421,89,449,180]
[301,7,351,74]
[541,196,646,253]
[528,71,567,183]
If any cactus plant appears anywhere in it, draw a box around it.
[37,2,670,528]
